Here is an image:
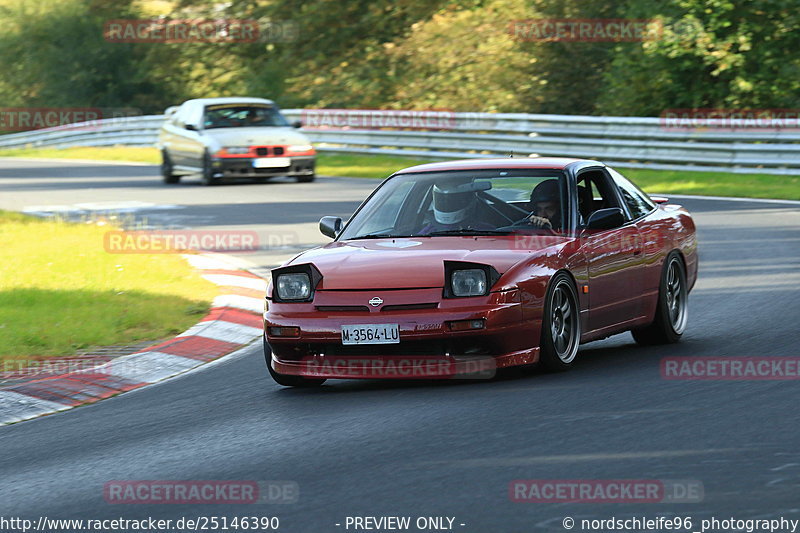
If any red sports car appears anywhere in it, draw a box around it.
[263,158,697,386]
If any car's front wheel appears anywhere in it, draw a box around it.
[264,338,326,387]
[201,152,219,186]
[161,150,180,184]
[632,252,688,345]
[539,272,581,371]
[296,173,315,183]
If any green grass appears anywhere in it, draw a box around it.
[621,168,800,200]
[0,145,160,164]
[0,146,797,200]
[0,211,219,360]
[316,153,440,179]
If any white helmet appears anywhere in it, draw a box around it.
[432,182,477,225]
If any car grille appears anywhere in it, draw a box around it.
[322,340,447,357]
[254,146,286,156]
[315,305,371,312]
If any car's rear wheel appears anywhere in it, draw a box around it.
[632,252,688,345]
[539,272,581,371]
[296,173,315,183]
[161,150,180,184]
[201,152,219,186]
[264,338,326,387]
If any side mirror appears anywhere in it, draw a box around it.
[291,120,302,129]
[184,123,197,131]
[319,216,342,239]
[650,196,669,204]
[585,207,625,231]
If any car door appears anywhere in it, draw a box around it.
[576,168,644,332]
[606,167,661,310]
[169,103,204,170]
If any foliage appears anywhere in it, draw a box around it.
[0,0,796,116]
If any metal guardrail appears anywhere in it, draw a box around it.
[0,110,797,175]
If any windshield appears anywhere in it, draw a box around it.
[203,104,289,129]
[337,169,567,240]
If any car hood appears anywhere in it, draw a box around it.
[289,236,572,290]
[201,127,309,146]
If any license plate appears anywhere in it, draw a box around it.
[253,157,290,168]
[341,324,400,345]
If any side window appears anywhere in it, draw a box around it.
[607,168,655,220]
[576,170,623,226]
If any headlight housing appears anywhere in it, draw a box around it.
[271,263,322,302]
[223,146,250,154]
[443,261,500,298]
[287,144,314,153]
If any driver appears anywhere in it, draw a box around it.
[418,181,493,234]
[527,179,562,230]
[244,109,264,125]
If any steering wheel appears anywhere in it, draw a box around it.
[498,213,556,234]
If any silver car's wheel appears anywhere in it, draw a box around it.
[201,152,218,186]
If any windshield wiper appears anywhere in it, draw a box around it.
[350,232,416,239]
[424,229,513,236]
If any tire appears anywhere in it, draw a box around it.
[296,173,315,183]
[539,272,581,371]
[264,338,325,387]
[201,152,218,186]
[632,252,688,345]
[161,150,180,184]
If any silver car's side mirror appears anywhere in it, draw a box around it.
[184,123,197,131]
[319,216,342,239]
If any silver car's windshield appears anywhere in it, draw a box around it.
[203,104,289,129]
[337,169,568,240]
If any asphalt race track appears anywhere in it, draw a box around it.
[1,159,800,532]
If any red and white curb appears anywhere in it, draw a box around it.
[0,253,266,426]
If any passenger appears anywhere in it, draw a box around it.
[418,181,493,234]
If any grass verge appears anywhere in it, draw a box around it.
[0,211,218,360]
[0,146,797,200]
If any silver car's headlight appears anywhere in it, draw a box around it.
[276,273,311,300]
[287,144,313,152]
[224,146,250,154]
[451,269,487,297]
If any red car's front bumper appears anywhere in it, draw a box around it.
[264,288,541,379]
